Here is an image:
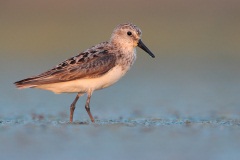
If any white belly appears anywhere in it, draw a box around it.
[36,65,129,94]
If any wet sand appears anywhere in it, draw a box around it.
[1,114,240,160]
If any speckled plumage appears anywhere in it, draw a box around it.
[14,23,155,122]
[15,42,117,86]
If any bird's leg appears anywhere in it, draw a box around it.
[85,90,95,122]
[70,92,83,123]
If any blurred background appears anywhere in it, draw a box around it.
[0,0,240,160]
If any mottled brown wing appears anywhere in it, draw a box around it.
[14,49,116,87]
[51,53,116,81]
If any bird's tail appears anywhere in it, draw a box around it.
[14,77,39,89]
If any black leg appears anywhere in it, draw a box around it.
[70,92,83,123]
[85,90,95,122]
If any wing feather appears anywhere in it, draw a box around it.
[14,42,117,88]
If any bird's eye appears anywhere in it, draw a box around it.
[127,31,132,36]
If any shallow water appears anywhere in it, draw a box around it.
[1,116,240,160]
[1,1,240,160]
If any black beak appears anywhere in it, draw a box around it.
[137,39,155,58]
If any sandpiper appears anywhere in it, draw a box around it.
[14,23,155,122]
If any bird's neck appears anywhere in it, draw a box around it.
[110,40,135,54]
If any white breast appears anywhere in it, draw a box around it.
[36,65,129,94]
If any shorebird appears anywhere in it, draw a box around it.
[14,23,155,122]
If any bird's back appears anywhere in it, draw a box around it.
[14,42,117,89]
